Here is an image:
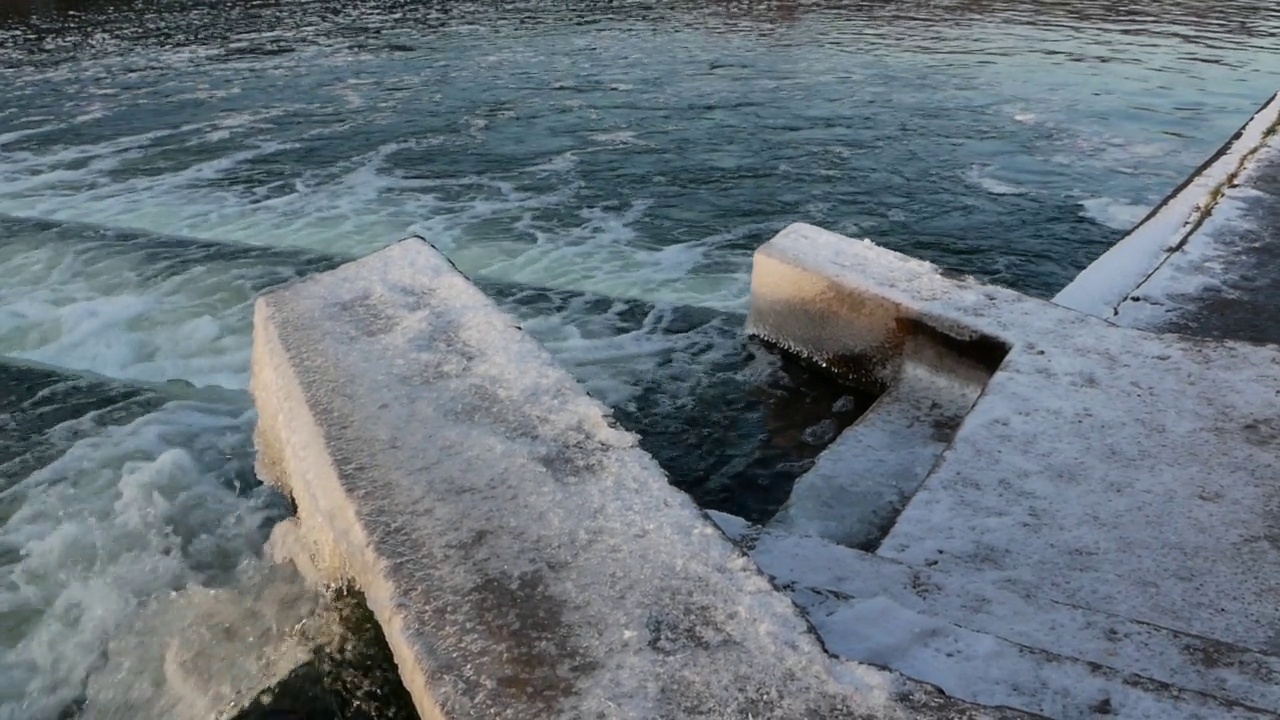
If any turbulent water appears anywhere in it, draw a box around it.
[1,0,1278,716]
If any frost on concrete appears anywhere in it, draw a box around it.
[1109,137,1280,343]
[768,358,984,550]
[727,528,1280,719]
[1053,89,1280,319]
[742,222,1280,718]
[250,238,1025,720]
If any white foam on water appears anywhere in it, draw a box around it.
[0,236,269,390]
[78,563,326,720]
[520,314,662,408]
[518,304,740,411]
[1078,196,1151,231]
[963,164,1029,196]
[0,399,281,720]
[457,197,743,307]
[0,25,761,312]
[0,14,1273,717]
[0,124,67,149]
[587,130,654,147]
[0,129,752,310]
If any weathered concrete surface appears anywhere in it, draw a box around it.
[250,238,1031,719]
[1107,134,1280,343]
[712,514,1280,720]
[744,223,1280,719]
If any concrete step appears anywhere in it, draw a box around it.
[767,353,987,550]
[709,516,1280,720]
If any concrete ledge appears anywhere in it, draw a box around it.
[744,223,1280,718]
[767,358,984,550]
[1054,89,1280,318]
[747,226,1008,549]
[249,237,1020,719]
[1107,129,1280,343]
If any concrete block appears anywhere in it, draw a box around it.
[743,222,1280,718]
[250,237,1015,719]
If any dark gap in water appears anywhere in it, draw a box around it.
[618,337,880,525]
[482,282,882,525]
[228,585,418,720]
[897,316,1012,375]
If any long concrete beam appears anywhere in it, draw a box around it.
[250,237,1030,719]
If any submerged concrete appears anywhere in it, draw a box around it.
[250,237,1032,719]
[743,222,1280,719]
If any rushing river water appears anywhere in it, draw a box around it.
[1,0,1278,716]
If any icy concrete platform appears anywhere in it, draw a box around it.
[249,238,1032,720]
[1056,90,1280,342]
[743,222,1280,719]
[1093,127,1280,343]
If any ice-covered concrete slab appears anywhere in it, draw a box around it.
[768,357,984,549]
[250,237,1030,720]
[746,223,1280,718]
[1107,133,1280,344]
[1054,90,1280,319]
[739,527,1280,717]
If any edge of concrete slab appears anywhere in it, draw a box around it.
[1054,89,1280,319]
[1109,133,1280,341]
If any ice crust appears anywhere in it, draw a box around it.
[741,222,1280,718]
[1054,89,1280,318]
[250,237,966,719]
[250,219,1280,719]
[752,223,1280,650]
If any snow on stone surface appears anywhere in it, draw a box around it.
[1110,138,1280,339]
[880,334,1280,651]
[1053,90,1280,318]
[249,238,1034,719]
[746,223,1280,717]
[707,516,1276,718]
[745,530,1280,716]
[804,595,1268,720]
